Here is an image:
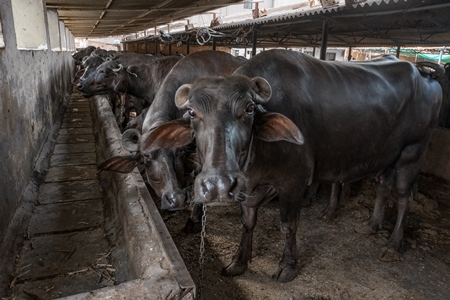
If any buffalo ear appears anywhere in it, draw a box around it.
[175,84,192,108]
[98,155,140,173]
[254,112,304,145]
[251,77,272,104]
[141,118,193,154]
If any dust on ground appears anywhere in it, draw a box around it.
[160,174,450,300]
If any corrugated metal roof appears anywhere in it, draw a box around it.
[45,0,243,37]
[206,0,450,47]
[50,0,450,47]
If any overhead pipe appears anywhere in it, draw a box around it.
[438,46,445,64]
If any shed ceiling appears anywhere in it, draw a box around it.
[45,0,243,37]
[46,0,450,48]
[210,0,450,48]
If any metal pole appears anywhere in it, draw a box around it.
[438,46,445,64]
[347,46,352,61]
[396,46,401,58]
[252,29,257,57]
[320,20,328,60]
[212,37,216,51]
[186,38,190,55]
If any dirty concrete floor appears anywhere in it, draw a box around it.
[9,94,116,299]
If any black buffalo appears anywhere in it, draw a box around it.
[111,56,183,105]
[76,53,157,125]
[99,51,247,214]
[71,46,96,65]
[76,53,156,97]
[142,49,443,282]
[437,63,450,128]
[79,55,106,82]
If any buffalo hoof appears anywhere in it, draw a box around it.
[182,218,202,234]
[272,265,298,283]
[222,261,247,277]
[354,223,377,235]
[317,208,337,221]
[379,247,402,262]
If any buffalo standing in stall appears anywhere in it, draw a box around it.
[76,53,160,127]
[71,45,96,65]
[142,49,443,282]
[99,50,247,216]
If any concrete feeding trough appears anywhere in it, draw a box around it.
[57,96,195,299]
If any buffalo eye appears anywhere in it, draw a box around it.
[149,178,161,185]
[188,107,196,118]
[245,104,255,116]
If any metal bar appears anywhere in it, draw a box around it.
[320,20,328,60]
[252,29,257,57]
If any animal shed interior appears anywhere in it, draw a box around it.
[2,1,450,299]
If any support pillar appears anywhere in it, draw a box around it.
[320,20,328,60]
[252,29,257,57]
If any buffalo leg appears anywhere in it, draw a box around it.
[317,183,340,220]
[302,182,319,207]
[355,167,395,235]
[272,189,304,283]
[222,185,277,277]
[183,203,203,234]
[340,182,351,203]
[380,144,426,261]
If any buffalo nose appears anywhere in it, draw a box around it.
[195,172,245,204]
[160,191,186,211]
[76,83,84,91]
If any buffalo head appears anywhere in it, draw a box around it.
[140,75,304,205]
[77,60,122,97]
[99,127,195,211]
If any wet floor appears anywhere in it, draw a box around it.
[9,94,116,299]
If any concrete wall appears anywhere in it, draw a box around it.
[0,0,74,243]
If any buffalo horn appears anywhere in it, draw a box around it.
[121,129,141,152]
[251,77,272,104]
[175,84,192,108]
[415,61,445,78]
[112,64,123,73]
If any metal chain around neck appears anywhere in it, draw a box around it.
[197,204,207,300]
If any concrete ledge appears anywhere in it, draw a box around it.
[422,127,450,182]
[59,96,195,299]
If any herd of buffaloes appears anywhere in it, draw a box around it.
[72,46,449,283]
